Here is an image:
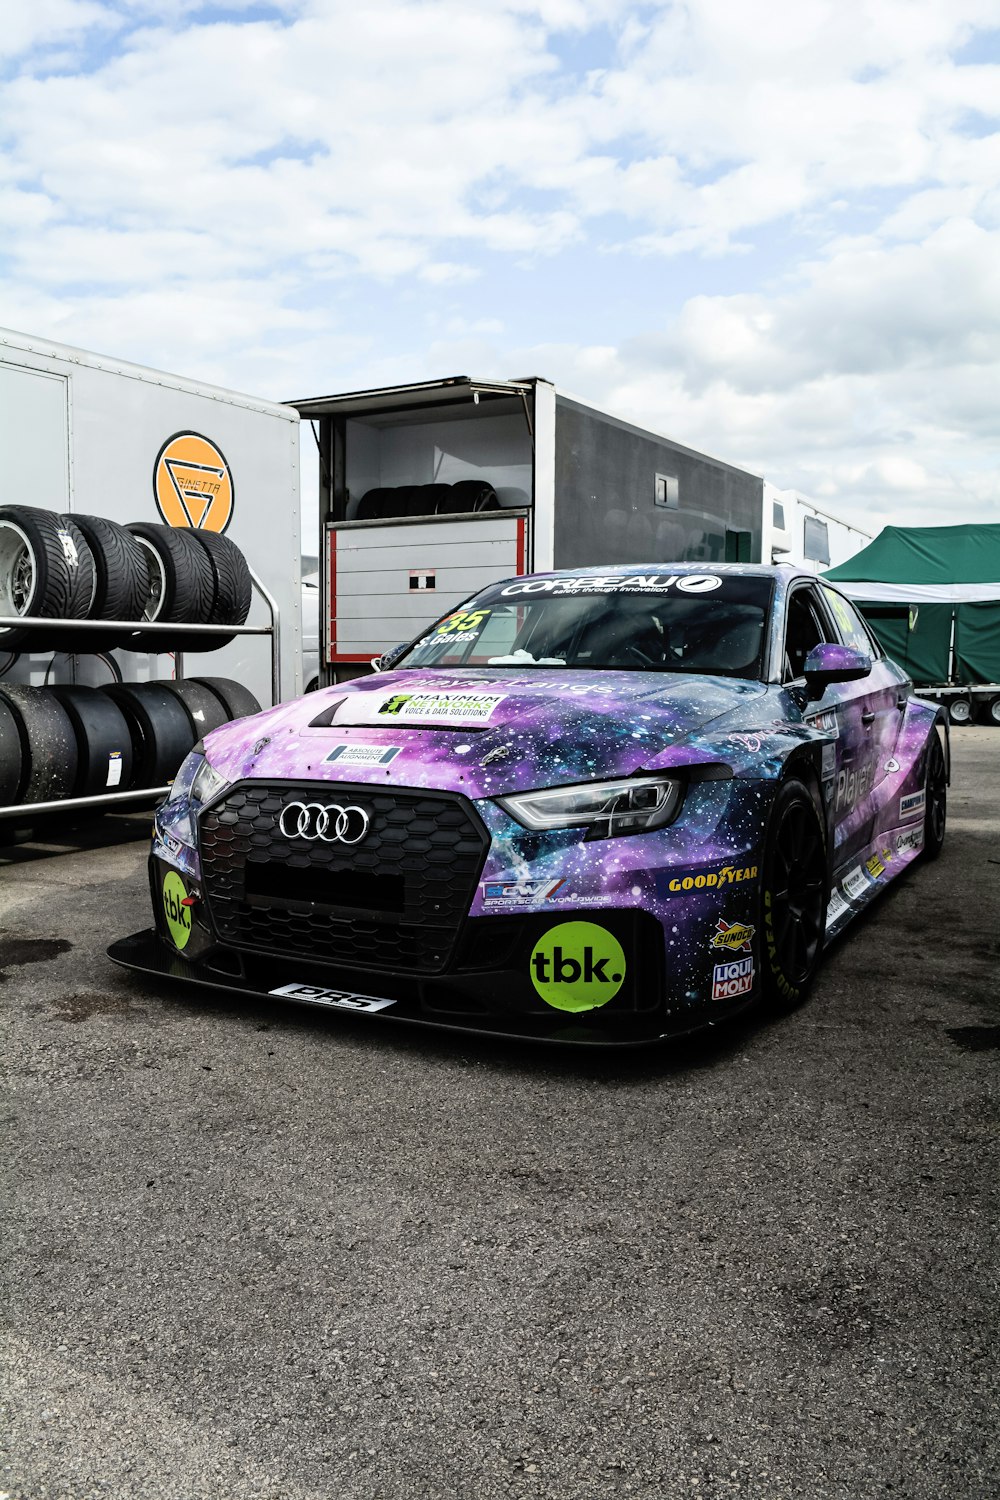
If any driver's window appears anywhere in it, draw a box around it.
[784,588,834,681]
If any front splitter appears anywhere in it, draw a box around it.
[107,929,709,1049]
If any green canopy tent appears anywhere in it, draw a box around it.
[824,524,1000,687]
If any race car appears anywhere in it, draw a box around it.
[109,564,948,1045]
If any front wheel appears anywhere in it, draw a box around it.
[761,777,828,1013]
[923,731,947,859]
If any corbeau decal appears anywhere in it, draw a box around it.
[501,573,722,598]
[669,864,758,893]
[530,922,626,1012]
[712,956,754,1001]
[377,691,505,723]
[154,431,234,532]
[710,918,755,953]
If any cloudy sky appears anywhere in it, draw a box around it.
[2,0,998,537]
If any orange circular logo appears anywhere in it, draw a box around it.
[153,431,234,532]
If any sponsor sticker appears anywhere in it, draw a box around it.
[885,757,901,773]
[57,527,80,567]
[806,709,838,734]
[153,431,234,532]
[529,922,626,1013]
[895,826,925,856]
[835,758,875,814]
[710,918,755,953]
[106,750,123,788]
[162,870,193,950]
[433,608,491,637]
[827,888,849,923]
[482,879,566,904]
[326,744,402,767]
[712,956,755,1001]
[501,573,722,598]
[841,865,871,902]
[899,789,926,820]
[269,983,396,1014]
[668,864,758,893]
[376,690,505,724]
[865,852,885,880]
[822,742,837,779]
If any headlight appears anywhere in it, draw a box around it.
[157,749,231,851]
[497,776,683,839]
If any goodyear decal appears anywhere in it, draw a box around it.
[710,918,755,953]
[669,863,758,893]
[154,431,234,532]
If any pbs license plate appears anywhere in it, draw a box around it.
[269,983,396,1014]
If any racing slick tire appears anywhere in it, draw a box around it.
[159,678,230,738]
[125,522,214,650]
[190,677,262,723]
[923,732,947,860]
[0,694,23,804]
[101,682,197,788]
[48,684,135,797]
[760,776,828,1014]
[0,683,78,804]
[0,506,95,651]
[180,529,253,652]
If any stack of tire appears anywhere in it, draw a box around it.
[0,504,252,653]
[0,677,262,808]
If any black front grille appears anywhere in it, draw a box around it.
[198,781,489,974]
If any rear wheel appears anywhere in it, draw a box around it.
[948,696,972,725]
[977,694,1000,727]
[761,777,828,1013]
[923,732,947,859]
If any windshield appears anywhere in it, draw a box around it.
[397,572,774,678]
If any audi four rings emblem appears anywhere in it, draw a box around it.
[279,801,371,845]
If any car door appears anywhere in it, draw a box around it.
[783,581,873,869]
[821,584,909,800]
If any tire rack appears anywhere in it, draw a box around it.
[0,566,280,820]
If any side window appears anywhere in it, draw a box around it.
[784,587,835,680]
[821,586,881,658]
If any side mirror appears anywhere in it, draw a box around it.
[372,642,408,674]
[803,643,872,699]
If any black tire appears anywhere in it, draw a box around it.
[948,696,972,725]
[449,480,500,513]
[760,777,828,1013]
[976,694,1000,727]
[125,523,214,650]
[0,506,96,650]
[923,732,947,859]
[159,679,230,738]
[0,684,78,803]
[180,529,252,652]
[101,683,196,788]
[0,694,23,804]
[48,685,134,796]
[190,677,262,723]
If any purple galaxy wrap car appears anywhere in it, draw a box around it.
[108,565,948,1045]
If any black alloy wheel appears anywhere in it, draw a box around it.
[761,777,828,1012]
[923,732,947,859]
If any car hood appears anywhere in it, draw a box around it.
[203,669,768,799]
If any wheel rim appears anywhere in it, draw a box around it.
[0,522,35,617]
[989,699,1000,726]
[927,739,946,843]
[950,699,971,723]
[769,801,826,986]
[135,537,166,620]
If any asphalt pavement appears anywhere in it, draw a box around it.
[2,728,998,1500]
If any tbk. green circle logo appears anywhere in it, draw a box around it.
[162,870,192,950]
[529,921,627,1013]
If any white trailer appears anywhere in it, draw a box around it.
[762,483,872,574]
[290,376,871,683]
[0,326,302,706]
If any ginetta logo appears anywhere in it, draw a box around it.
[278,802,371,845]
[154,431,234,532]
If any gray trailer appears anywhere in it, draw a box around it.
[292,375,867,683]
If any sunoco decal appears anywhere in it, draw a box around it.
[712,956,754,1001]
[154,431,234,532]
[326,744,402,767]
[669,864,758,893]
[899,789,926,820]
[501,574,722,598]
[377,691,505,724]
[710,918,755,953]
